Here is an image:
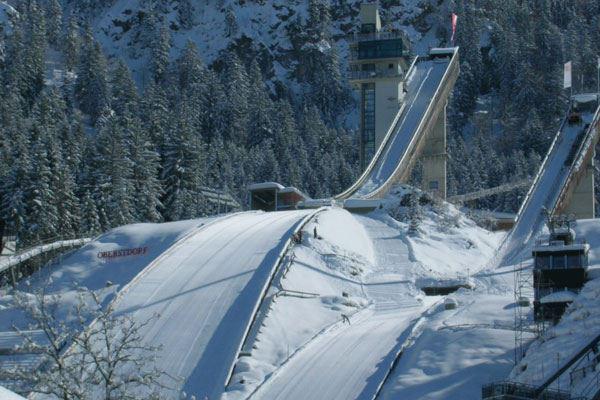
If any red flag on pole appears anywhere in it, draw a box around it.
[451,13,458,45]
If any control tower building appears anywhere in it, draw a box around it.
[348,3,411,169]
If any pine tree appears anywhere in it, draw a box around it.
[111,60,139,117]
[23,0,47,103]
[80,190,101,236]
[75,39,110,124]
[126,114,162,222]
[45,0,63,46]
[151,25,171,85]
[177,0,194,29]
[224,6,238,37]
[64,17,80,71]
[25,137,58,244]
[220,51,250,144]
[141,82,170,148]
[92,115,135,229]
[161,100,204,221]
[47,142,80,238]
[1,141,30,240]
[246,60,273,147]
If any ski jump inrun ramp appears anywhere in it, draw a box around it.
[336,47,460,200]
[498,94,600,266]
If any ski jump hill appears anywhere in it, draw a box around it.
[498,94,600,266]
[7,45,599,399]
[337,47,460,201]
[11,48,464,399]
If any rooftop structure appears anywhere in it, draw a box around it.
[532,224,589,323]
[248,182,310,211]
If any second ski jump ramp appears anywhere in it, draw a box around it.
[498,95,600,266]
[336,47,459,201]
[106,210,313,399]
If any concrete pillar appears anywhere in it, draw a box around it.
[563,154,595,219]
[420,105,447,199]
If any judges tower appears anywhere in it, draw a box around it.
[348,3,411,169]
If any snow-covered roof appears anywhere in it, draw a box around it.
[279,186,310,199]
[298,198,335,208]
[343,198,384,210]
[571,93,599,103]
[0,385,25,400]
[429,47,457,56]
[532,242,589,253]
[248,182,285,191]
[540,290,577,304]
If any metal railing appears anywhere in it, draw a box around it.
[552,104,600,216]
[0,237,91,274]
[347,30,409,43]
[348,68,404,80]
[448,178,532,203]
[482,381,579,400]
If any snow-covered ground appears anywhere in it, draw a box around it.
[11,189,599,400]
[0,217,211,395]
[97,210,313,399]
[379,291,521,400]
[222,194,506,400]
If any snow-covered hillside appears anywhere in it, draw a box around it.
[73,0,449,85]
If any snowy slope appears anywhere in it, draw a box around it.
[77,0,448,86]
[100,210,312,399]
[224,208,376,399]
[252,303,431,400]
[223,201,503,400]
[251,211,433,400]
[379,292,519,400]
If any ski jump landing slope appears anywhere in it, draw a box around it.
[108,210,312,399]
[336,48,459,200]
[251,215,433,400]
[499,100,600,266]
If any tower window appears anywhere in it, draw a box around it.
[361,83,376,167]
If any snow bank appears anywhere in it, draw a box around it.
[378,185,502,281]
